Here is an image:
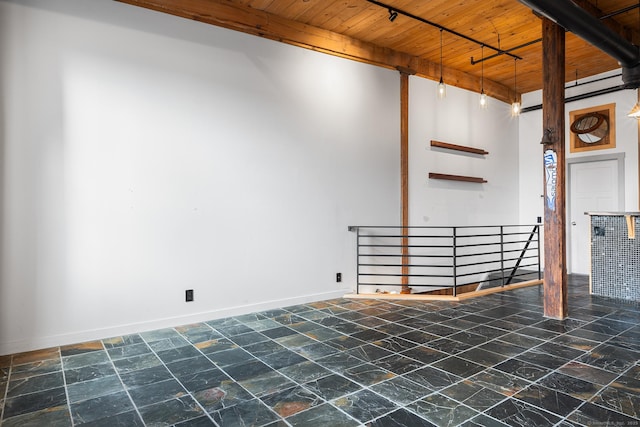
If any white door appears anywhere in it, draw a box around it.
[569,159,620,274]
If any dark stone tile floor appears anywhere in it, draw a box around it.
[1,276,640,426]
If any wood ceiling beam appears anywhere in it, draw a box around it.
[115,0,514,104]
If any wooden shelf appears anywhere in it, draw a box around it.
[429,173,487,183]
[430,140,488,155]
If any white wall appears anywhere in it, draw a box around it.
[409,78,520,226]
[519,72,639,224]
[0,0,401,354]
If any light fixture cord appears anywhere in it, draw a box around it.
[481,45,484,92]
[514,58,517,100]
[440,29,443,79]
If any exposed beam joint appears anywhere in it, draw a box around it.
[115,0,514,104]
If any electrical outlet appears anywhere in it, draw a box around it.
[336,272,342,283]
[185,289,194,302]
[537,216,542,223]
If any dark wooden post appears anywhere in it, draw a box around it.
[541,18,568,319]
[400,71,410,294]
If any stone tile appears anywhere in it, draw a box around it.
[192,380,252,413]
[139,327,181,342]
[128,378,188,407]
[372,336,418,352]
[342,362,395,387]
[486,398,561,427]
[212,398,280,426]
[591,383,640,418]
[102,334,143,349]
[261,385,322,418]
[285,402,360,427]
[0,404,71,427]
[406,366,461,392]
[119,365,173,389]
[441,380,505,411]
[373,354,424,375]
[176,368,231,393]
[106,342,152,361]
[568,401,640,426]
[67,375,124,403]
[138,395,204,425]
[368,408,437,427]
[9,359,62,381]
[558,361,618,386]
[64,362,116,385]
[148,336,191,352]
[112,353,162,374]
[513,384,582,417]
[334,389,398,423]
[346,343,394,363]
[238,370,295,398]
[432,356,486,378]
[457,347,509,368]
[62,351,110,370]
[155,345,202,364]
[277,360,331,383]
[12,348,60,366]
[3,387,67,418]
[260,349,307,370]
[370,376,431,405]
[537,372,602,400]
[493,358,552,382]
[70,391,133,424]
[59,341,104,357]
[468,369,530,397]
[577,344,640,374]
[303,374,362,401]
[409,393,480,427]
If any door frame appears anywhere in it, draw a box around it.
[567,153,625,274]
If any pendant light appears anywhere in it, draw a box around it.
[512,58,521,116]
[437,29,446,99]
[479,45,488,108]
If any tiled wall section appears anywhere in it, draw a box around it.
[591,215,640,301]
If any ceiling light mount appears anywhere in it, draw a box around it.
[388,8,398,22]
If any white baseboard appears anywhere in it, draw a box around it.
[0,289,350,356]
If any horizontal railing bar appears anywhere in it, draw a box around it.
[358,244,453,249]
[359,254,453,259]
[358,235,453,239]
[360,273,453,279]
[359,264,452,268]
[353,226,456,229]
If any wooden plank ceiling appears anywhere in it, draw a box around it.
[117,0,640,104]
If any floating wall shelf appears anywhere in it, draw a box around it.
[430,140,488,155]
[429,173,487,183]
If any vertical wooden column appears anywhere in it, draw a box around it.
[542,18,568,319]
[400,72,410,294]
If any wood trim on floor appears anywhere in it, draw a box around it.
[343,280,543,302]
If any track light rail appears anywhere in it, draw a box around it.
[366,0,522,61]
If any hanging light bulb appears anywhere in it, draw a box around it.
[437,29,446,99]
[479,45,487,109]
[512,58,521,116]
